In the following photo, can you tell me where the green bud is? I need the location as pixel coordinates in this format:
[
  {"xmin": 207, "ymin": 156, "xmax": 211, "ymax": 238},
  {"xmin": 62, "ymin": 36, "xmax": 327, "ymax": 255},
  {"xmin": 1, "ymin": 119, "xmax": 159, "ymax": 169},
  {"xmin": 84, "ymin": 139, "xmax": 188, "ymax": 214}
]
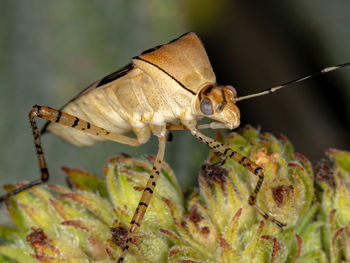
[
  {"xmin": 316, "ymin": 149, "xmax": 350, "ymax": 262},
  {"xmin": 1, "ymin": 126, "xmax": 350, "ymax": 263},
  {"xmin": 165, "ymin": 126, "xmax": 321, "ymax": 262},
  {"xmin": 0, "ymin": 156, "xmax": 183, "ymax": 262}
]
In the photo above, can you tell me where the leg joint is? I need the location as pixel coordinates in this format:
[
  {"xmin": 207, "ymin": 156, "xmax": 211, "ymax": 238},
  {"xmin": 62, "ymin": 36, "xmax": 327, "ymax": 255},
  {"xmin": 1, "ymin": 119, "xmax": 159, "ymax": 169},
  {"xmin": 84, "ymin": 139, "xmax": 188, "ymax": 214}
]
[
  {"xmin": 248, "ymin": 195, "xmax": 256, "ymax": 205},
  {"xmin": 29, "ymin": 105, "xmax": 41, "ymax": 119}
]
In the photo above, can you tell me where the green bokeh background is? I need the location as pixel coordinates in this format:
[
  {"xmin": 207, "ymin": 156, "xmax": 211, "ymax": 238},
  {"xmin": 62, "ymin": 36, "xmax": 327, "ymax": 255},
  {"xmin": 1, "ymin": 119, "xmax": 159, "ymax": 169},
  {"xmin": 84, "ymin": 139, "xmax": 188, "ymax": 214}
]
[{"xmin": 1, "ymin": 0, "xmax": 350, "ymax": 225}]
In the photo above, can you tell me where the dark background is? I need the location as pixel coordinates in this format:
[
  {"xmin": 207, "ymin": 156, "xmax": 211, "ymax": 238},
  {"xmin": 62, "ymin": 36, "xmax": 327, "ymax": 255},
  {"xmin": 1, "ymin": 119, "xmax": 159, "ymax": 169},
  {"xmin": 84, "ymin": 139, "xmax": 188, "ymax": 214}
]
[{"xmin": 1, "ymin": 1, "xmax": 350, "ymax": 224}]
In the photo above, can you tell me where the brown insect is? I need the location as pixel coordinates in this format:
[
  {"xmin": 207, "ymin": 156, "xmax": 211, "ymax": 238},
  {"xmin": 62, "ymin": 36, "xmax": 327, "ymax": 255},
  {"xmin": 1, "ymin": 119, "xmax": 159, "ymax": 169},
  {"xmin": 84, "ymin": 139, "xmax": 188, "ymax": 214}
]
[{"xmin": 1, "ymin": 32, "xmax": 349, "ymax": 262}]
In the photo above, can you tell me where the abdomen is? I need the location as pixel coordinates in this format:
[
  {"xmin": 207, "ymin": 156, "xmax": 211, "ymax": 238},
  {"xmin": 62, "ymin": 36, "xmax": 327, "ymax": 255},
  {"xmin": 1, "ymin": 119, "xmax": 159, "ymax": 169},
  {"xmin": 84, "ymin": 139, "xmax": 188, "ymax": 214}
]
[{"xmin": 46, "ymin": 66, "xmax": 192, "ymax": 146}]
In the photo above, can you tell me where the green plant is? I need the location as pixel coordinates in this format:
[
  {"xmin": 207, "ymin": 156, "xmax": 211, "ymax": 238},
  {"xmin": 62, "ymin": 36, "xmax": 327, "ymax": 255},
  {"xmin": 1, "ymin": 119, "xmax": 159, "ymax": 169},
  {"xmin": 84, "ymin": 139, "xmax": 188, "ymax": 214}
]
[{"xmin": 1, "ymin": 126, "xmax": 349, "ymax": 262}]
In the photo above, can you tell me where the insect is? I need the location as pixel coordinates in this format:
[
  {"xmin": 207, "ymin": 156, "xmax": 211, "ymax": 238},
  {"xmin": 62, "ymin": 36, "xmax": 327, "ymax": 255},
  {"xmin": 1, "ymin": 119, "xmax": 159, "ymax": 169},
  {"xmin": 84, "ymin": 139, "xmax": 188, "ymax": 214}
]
[{"xmin": 1, "ymin": 32, "xmax": 349, "ymax": 262}]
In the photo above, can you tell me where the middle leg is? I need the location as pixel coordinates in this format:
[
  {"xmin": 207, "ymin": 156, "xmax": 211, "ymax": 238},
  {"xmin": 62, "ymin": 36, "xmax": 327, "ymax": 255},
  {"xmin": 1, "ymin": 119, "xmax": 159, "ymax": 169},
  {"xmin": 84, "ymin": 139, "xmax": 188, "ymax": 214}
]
[{"xmin": 117, "ymin": 135, "xmax": 166, "ymax": 262}]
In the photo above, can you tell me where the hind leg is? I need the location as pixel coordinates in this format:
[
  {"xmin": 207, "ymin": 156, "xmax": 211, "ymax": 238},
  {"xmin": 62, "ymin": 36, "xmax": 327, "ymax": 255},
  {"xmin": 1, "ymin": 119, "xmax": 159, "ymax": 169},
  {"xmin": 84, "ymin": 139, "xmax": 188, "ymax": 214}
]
[{"xmin": 0, "ymin": 105, "xmax": 145, "ymax": 202}]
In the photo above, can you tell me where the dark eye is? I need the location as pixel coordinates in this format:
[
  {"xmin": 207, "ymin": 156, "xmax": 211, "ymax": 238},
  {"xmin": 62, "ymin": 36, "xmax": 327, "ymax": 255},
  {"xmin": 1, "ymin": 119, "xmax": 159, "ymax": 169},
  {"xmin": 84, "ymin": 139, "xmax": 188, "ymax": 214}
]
[{"xmin": 200, "ymin": 98, "xmax": 213, "ymax": 115}]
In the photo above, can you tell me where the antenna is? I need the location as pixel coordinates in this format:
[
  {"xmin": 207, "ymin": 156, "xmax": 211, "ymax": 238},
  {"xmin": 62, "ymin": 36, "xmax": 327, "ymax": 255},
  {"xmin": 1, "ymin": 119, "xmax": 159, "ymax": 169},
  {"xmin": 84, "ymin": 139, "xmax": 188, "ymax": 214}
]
[{"xmin": 234, "ymin": 61, "xmax": 350, "ymax": 102}]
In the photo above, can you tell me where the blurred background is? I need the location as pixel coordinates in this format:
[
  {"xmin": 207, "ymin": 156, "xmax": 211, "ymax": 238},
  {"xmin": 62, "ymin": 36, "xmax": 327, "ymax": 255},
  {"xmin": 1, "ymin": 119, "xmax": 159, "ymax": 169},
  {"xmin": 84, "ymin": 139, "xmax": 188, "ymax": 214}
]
[{"xmin": 1, "ymin": 1, "xmax": 350, "ymax": 224}]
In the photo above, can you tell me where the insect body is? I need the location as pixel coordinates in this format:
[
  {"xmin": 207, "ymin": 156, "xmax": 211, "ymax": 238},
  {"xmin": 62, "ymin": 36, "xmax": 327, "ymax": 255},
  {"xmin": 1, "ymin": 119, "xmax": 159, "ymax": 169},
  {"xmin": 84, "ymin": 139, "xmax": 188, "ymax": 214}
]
[
  {"xmin": 1, "ymin": 32, "xmax": 349, "ymax": 262},
  {"xmin": 45, "ymin": 32, "xmax": 239, "ymax": 146}
]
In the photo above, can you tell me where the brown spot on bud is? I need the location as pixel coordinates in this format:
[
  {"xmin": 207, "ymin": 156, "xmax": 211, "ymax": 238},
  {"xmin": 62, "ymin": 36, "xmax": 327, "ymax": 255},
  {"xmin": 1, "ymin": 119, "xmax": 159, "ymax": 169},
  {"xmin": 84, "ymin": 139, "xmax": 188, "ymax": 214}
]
[
  {"xmin": 314, "ymin": 158, "xmax": 336, "ymax": 189},
  {"xmin": 187, "ymin": 206, "xmax": 203, "ymax": 224},
  {"xmin": 26, "ymin": 228, "xmax": 59, "ymax": 257},
  {"xmin": 111, "ymin": 227, "xmax": 128, "ymax": 247},
  {"xmin": 186, "ymin": 206, "xmax": 211, "ymax": 238},
  {"xmin": 271, "ymin": 185, "xmax": 294, "ymax": 206},
  {"xmin": 261, "ymin": 235, "xmax": 280, "ymax": 262},
  {"xmin": 200, "ymin": 163, "xmax": 228, "ymax": 191},
  {"xmin": 26, "ymin": 228, "xmax": 47, "ymax": 243},
  {"xmin": 200, "ymin": 226, "xmax": 210, "ymax": 236}
]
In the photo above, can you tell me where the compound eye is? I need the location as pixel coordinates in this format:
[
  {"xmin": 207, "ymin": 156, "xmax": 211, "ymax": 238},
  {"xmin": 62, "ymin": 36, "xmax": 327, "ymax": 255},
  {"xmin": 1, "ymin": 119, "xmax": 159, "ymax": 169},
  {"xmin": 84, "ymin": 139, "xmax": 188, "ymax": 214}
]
[
  {"xmin": 200, "ymin": 98, "xmax": 214, "ymax": 115},
  {"xmin": 226, "ymin": 85, "xmax": 237, "ymax": 97}
]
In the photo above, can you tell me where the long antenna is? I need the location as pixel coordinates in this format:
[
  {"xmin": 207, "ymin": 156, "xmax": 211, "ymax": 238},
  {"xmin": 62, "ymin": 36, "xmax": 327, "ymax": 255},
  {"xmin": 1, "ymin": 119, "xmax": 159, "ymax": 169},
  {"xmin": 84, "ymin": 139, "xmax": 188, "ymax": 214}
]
[{"xmin": 234, "ymin": 61, "xmax": 350, "ymax": 102}]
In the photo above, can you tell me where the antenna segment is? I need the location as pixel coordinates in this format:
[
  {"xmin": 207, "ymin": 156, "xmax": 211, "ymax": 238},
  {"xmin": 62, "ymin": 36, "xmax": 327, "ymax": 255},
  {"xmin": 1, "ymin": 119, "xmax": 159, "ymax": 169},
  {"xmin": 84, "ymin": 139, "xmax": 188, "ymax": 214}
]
[{"xmin": 235, "ymin": 61, "xmax": 350, "ymax": 102}]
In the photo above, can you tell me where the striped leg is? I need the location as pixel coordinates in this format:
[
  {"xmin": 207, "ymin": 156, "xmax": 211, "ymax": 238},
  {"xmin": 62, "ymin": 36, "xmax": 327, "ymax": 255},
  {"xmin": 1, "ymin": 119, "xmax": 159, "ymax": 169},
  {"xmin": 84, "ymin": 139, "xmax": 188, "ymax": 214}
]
[
  {"xmin": 190, "ymin": 129, "xmax": 285, "ymax": 229},
  {"xmin": 0, "ymin": 107, "xmax": 49, "ymax": 202},
  {"xmin": 0, "ymin": 105, "xmax": 142, "ymax": 202},
  {"xmin": 117, "ymin": 136, "xmax": 166, "ymax": 263}
]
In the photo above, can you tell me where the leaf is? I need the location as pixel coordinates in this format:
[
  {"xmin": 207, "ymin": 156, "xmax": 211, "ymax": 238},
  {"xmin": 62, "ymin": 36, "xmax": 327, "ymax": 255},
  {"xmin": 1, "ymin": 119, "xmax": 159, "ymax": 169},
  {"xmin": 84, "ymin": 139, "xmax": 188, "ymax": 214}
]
[{"xmin": 62, "ymin": 167, "xmax": 108, "ymax": 199}]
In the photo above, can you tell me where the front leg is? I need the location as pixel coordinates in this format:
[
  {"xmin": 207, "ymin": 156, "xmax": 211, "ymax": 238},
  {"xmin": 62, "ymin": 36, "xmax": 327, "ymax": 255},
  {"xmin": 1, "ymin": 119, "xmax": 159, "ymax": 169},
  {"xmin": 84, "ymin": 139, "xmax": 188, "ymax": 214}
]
[{"xmin": 190, "ymin": 128, "xmax": 285, "ymax": 229}]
